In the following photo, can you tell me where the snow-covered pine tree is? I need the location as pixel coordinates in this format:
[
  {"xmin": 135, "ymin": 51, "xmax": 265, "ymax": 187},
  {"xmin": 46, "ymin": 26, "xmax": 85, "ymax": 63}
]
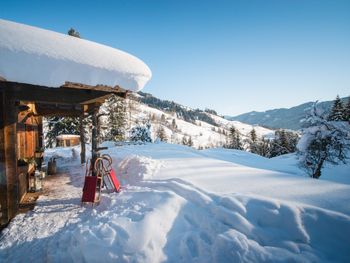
[
  {"xmin": 44, "ymin": 117, "xmax": 80, "ymax": 148},
  {"xmin": 130, "ymin": 123, "xmax": 152, "ymax": 143},
  {"xmin": 250, "ymin": 128, "xmax": 257, "ymax": 142},
  {"xmin": 256, "ymin": 137, "xmax": 271, "ymax": 157},
  {"xmin": 226, "ymin": 126, "xmax": 243, "ymax": 150},
  {"xmin": 328, "ymin": 95, "xmax": 345, "ymax": 121},
  {"xmin": 248, "ymin": 128, "xmax": 259, "ymax": 153},
  {"xmin": 344, "ymin": 97, "xmax": 350, "ymax": 122},
  {"xmin": 298, "ymin": 102, "xmax": 350, "ymax": 178},
  {"xmin": 270, "ymin": 129, "xmax": 299, "ymax": 157},
  {"xmin": 68, "ymin": 28, "xmax": 80, "ymax": 38},
  {"xmin": 102, "ymin": 94, "xmax": 126, "ymax": 142}
]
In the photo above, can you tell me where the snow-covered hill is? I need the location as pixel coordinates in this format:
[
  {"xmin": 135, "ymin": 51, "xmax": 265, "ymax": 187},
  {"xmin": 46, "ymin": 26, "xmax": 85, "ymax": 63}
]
[
  {"xmin": 1, "ymin": 143, "xmax": 349, "ymax": 262},
  {"xmin": 126, "ymin": 95, "xmax": 274, "ymax": 149}
]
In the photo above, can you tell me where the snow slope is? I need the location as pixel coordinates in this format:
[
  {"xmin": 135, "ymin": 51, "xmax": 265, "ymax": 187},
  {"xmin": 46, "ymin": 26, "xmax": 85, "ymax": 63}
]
[
  {"xmin": 0, "ymin": 19, "xmax": 151, "ymax": 91},
  {"xmin": 1, "ymin": 143, "xmax": 349, "ymax": 262},
  {"xmin": 127, "ymin": 100, "xmax": 275, "ymax": 149},
  {"xmin": 207, "ymin": 113, "xmax": 274, "ymax": 139}
]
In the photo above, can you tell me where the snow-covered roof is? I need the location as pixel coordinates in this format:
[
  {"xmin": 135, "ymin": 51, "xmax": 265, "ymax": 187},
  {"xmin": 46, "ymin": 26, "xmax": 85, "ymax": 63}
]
[
  {"xmin": 56, "ymin": 134, "xmax": 80, "ymax": 140},
  {"xmin": 0, "ymin": 19, "xmax": 152, "ymax": 92}
]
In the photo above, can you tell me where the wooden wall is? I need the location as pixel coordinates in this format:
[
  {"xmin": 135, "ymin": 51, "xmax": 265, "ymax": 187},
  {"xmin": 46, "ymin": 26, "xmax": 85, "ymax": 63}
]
[
  {"xmin": 17, "ymin": 109, "xmax": 41, "ymax": 202},
  {"xmin": 0, "ymin": 90, "xmax": 6, "ymax": 225},
  {"xmin": 0, "ymin": 93, "xmax": 42, "ymax": 225},
  {"xmin": 0, "ymin": 89, "xmax": 18, "ymax": 225}
]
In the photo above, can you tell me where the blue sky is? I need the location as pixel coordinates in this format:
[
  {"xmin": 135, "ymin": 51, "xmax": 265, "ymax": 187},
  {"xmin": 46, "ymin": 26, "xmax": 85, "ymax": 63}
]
[{"xmin": 1, "ymin": 0, "xmax": 349, "ymax": 115}]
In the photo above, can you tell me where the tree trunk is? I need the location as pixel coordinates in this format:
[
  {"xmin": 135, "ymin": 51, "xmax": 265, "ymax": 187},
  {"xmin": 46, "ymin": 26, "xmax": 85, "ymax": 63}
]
[{"xmin": 313, "ymin": 157, "xmax": 325, "ymax": 179}]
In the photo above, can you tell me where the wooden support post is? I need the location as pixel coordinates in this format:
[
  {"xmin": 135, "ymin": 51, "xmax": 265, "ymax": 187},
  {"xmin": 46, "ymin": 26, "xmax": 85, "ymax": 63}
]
[
  {"xmin": 80, "ymin": 115, "xmax": 86, "ymax": 164},
  {"xmin": 0, "ymin": 90, "xmax": 7, "ymax": 225},
  {"xmin": 91, "ymin": 106, "xmax": 99, "ymax": 174},
  {"xmin": 0, "ymin": 91, "xmax": 18, "ymax": 224},
  {"xmin": 37, "ymin": 116, "xmax": 43, "ymax": 149}
]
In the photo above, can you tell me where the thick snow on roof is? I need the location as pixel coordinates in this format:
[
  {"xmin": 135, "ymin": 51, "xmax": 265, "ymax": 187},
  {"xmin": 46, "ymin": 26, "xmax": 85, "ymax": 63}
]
[
  {"xmin": 0, "ymin": 19, "xmax": 152, "ymax": 92},
  {"xmin": 56, "ymin": 134, "xmax": 80, "ymax": 140}
]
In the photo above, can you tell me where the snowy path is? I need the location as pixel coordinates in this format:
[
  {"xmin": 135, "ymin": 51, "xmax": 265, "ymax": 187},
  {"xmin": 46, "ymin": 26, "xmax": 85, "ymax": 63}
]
[{"xmin": 1, "ymin": 144, "xmax": 350, "ymax": 262}]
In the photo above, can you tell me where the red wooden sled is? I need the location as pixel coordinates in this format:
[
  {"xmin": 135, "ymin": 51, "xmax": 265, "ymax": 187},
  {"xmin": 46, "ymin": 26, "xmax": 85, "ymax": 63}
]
[
  {"xmin": 94, "ymin": 154, "xmax": 121, "ymax": 193},
  {"xmin": 81, "ymin": 176, "xmax": 98, "ymax": 203},
  {"xmin": 81, "ymin": 159, "xmax": 102, "ymax": 205},
  {"xmin": 109, "ymin": 168, "xmax": 121, "ymax": 192},
  {"xmin": 81, "ymin": 155, "xmax": 120, "ymax": 205}
]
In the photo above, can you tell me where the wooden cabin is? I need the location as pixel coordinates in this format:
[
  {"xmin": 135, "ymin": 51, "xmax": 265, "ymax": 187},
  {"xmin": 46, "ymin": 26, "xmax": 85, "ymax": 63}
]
[
  {"xmin": 0, "ymin": 81, "xmax": 127, "ymax": 226},
  {"xmin": 56, "ymin": 134, "xmax": 80, "ymax": 147},
  {"xmin": 0, "ymin": 19, "xmax": 151, "ymax": 227}
]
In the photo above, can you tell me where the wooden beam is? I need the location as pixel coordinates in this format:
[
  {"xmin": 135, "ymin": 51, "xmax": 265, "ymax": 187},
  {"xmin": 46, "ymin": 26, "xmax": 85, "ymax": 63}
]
[
  {"xmin": 35, "ymin": 103, "xmax": 84, "ymax": 117},
  {"xmin": 63, "ymin": 81, "xmax": 126, "ymax": 94},
  {"xmin": 82, "ymin": 94, "xmax": 112, "ymax": 105},
  {"xmin": 0, "ymin": 81, "xmax": 126, "ymax": 105}
]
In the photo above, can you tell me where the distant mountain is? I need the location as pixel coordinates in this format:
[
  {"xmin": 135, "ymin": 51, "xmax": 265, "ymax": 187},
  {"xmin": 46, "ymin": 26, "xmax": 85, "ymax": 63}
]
[{"xmin": 227, "ymin": 97, "xmax": 349, "ymax": 130}]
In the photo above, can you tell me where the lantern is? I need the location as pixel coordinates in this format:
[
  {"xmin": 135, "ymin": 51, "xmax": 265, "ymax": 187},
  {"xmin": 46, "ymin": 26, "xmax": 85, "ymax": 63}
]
[{"xmin": 29, "ymin": 170, "xmax": 43, "ymax": 192}]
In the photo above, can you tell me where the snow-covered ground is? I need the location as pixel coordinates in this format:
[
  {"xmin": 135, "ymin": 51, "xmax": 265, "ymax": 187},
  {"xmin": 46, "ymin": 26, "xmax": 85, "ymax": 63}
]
[{"xmin": 1, "ymin": 143, "xmax": 349, "ymax": 262}]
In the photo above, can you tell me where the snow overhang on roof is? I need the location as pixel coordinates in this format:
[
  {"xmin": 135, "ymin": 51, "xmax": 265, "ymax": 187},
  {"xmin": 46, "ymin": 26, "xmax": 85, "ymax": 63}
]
[
  {"xmin": 0, "ymin": 19, "xmax": 152, "ymax": 92},
  {"xmin": 56, "ymin": 134, "xmax": 80, "ymax": 140}
]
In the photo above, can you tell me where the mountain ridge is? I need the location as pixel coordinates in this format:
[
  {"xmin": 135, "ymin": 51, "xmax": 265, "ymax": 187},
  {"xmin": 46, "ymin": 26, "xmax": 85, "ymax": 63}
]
[{"xmin": 226, "ymin": 96, "xmax": 349, "ymax": 130}]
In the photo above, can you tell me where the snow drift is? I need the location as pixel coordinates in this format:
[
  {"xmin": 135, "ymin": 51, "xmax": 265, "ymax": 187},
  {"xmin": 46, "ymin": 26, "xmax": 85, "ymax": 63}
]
[
  {"xmin": 1, "ymin": 144, "xmax": 350, "ymax": 262},
  {"xmin": 0, "ymin": 19, "xmax": 151, "ymax": 92}
]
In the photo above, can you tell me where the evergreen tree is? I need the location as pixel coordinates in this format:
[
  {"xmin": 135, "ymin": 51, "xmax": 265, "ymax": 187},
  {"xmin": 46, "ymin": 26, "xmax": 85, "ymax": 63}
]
[
  {"xmin": 130, "ymin": 123, "xmax": 152, "ymax": 143},
  {"xmin": 102, "ymin": 95, "xmax": 126, "ymax": 142},
  {"xmin": 328, "ymin": 95, "xmax": 345, "ymax": 121},
  {"xmin": 250, "ymin": 128, "xmax": 257, "ymax": 142},
  {"xmin": 256, "ymin": 137, "xmax": 271, "ymax": 157},
  {"xmin": 298, "ymin": 103, "xmax": 350, "ymax": 178},
  {"xmin": 226, "ymin": 126, "xmax": 243, "ymax": 150},
  {"xmin": 344, "ymin": 97, "xmax": 350, "ymax": 122},
  {"xmin": 248, "ymin": 128, "xmax": 259, "ymax": 153},
  {"xmin": 45, "ymin": 117, "xmax": 80, "ymax": 148},
  {"xmin": 270, "ymin": 129, "xmax": 299, "ymax": 157},
  {"xmin": 68, "ymin": 28, "xmax": 81, "ymax": 38}
]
